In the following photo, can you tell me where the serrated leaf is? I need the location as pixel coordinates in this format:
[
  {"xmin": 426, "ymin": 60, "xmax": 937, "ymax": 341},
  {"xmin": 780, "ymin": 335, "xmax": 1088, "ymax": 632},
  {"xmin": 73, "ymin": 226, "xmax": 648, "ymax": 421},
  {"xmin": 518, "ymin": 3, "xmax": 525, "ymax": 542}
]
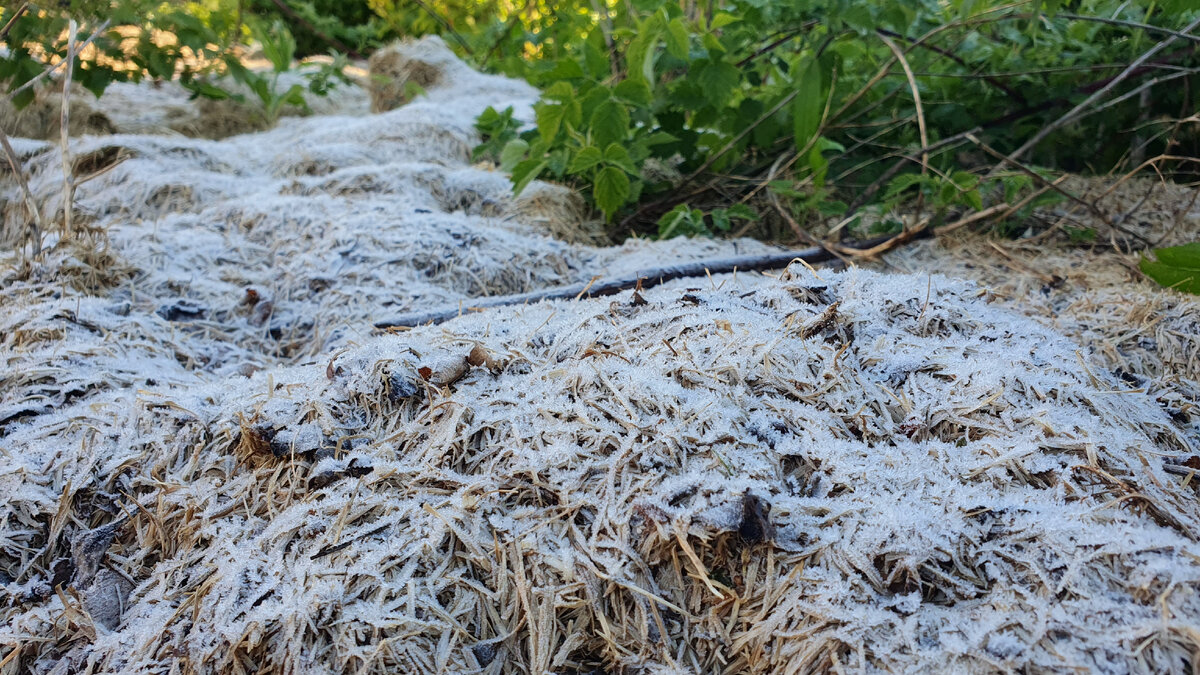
[
  {"xmin": 568, "ymin": 146, "xmax": 604, "ymax": 174},
  {"xmin": 613, "ymin": 78, "xmax": 652, "ymax": 105},
  {"xmin": 964, "ymin": 189, "xmax": 984, "ymax": 211},
  {"xmin": 603, "ymin": 143, "xmax": 637, "ymax": 173},
  {"xmin": 500, "ymin": 139, "xmax": 529, "ymax": 171},
  {"xmin": 725, "ymin": 203, "xmax": 759, "ymax": 220},
  {"xmin": 476, "ymin": 106, "xmax": 501, "ymax": 128},
  {"xmin": 1140, "ymin": 243, "xmax": 1200, "ymax": 294},
  {"xmin": 590, "ymin": 99, "xmax": 630, "ymax": 148},
  {"xmin": 643, "ymin": 131, "xmax": 678, "ymax": 146},
  {"xmin": 543, "ymin": 81, "xmax": 575, "ymax": 101},
  {"xmin": 536, "ymin": 102, "xmax": 566, "ymax": 142},
  {"xmin": 544, "ymin": 59, "xmax": 584, "ymax": 81},
  {"xmin": 697, "ymin": 60, "xmax": 739, "ymax": 107},
  {"xmin": 583, "ymin": 30, "xmax": 609, "ymax": 79},
  {"xmin": 666, "ymin": 18, "xmax": 690, "ymax": 60},
  {"xmin": 711, "ymin": 13, "xmax": 740, "ymax": 29},
  {"xmin": 702, "ymin": 32, "xmax": 726, "ymax": 54},
  {"xmin": 594, "ymin": 166, "xmax": 631, "ymax": 219},
  {"xmin": 629, "ymin": 29, "xmax": 660, "ymax": 84}
]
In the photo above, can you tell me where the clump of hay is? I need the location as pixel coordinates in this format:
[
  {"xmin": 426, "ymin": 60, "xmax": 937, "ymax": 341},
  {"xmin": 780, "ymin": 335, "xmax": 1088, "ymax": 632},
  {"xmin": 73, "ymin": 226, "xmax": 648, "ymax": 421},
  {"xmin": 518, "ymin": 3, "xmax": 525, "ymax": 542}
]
[
  {"xmin": 0, "ymin": 85, "xmax": 116, "ymax": 140},
  {"xmin": 2, "ymin": 268, "xmax": 1198, "ymax": 673},
  {"xmin": 368, "ymin": 36, "xmax": 461, "ymax": 113},
  {"xmin": 882, "ymin": 175, "xmax": 1200, "ymax": 441},
  {"xmin": 2, "ymin": 67, "xmax": 371, "ymax": 143},
  {"xmin": 503, "ymin": 181, "xmax": 608, "ymax": 245}
]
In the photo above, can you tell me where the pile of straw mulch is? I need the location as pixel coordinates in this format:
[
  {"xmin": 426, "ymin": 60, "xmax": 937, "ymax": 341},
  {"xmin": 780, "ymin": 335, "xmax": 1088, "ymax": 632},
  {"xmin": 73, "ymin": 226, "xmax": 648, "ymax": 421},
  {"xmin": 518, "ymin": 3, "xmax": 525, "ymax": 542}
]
[
  {"xmin": 3, "ymin": 265, "xmax": 1198, "ymax": 673},
  {"xmin": 3, "ymin": 37, "xmax": 1199, "ymax": 674},
  {"xmin": 882, "ymin": 175, "xmax": 1200, "ymax": 445}
]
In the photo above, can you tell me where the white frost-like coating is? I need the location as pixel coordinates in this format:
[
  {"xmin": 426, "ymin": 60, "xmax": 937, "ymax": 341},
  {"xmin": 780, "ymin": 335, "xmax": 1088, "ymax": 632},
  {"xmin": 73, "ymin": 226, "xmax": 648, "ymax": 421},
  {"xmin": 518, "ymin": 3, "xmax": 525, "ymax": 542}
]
[{"xmin": 2, "ymin": 37, "xmax": 1198, "ymax": 674}]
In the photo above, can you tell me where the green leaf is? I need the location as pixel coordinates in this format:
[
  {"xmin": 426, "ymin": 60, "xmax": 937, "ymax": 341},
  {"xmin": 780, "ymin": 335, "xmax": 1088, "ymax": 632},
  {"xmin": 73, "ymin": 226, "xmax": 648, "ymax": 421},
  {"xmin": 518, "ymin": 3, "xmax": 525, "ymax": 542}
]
[
  {"xmin": 568, "ymin": 146, "xmax": 604, "ymax": 174},
  {"xmin": 594, "ymin": 166, "xmax": 631, "ymax": 219},
  {"xmin": 583, "ymin": 29, "xmax": 610, "ymax": 79},
  {"xmin": 702, "ymin": 33, "xmax": 726, "ymax": 55},
  {"xmin": 604, "ymin": 143, "xmax": 638, "ymax": 173},
  {"xmin": 544, "ymin": 59, "xmax": 585, "ymax": 81},
  {"xmin": 500, "ymin": 139, "xmax": 529, "ymax": 171},
  {"xmin": 476, "ymin": 106, "xmax": 503, "ymax": 129},
  {"xmin": 11, "ymin": 86, "xmax": 34, "ymax": 109},
  {"xmin": 511, "ymin": 158, "xmax": 548, "ymax": 196},
  {"xmin": 613, "ymin": 78, "xmax": 652, "ymax": 105},
  {"xmin": 643, "ymin": 131, "xmax": 678, "ymax": 146},
  {"xmin": 281, "ymin": 83, "xmax": 307, "ymax": 108},
  {"xmin": 658, "ymin": 204, "xmax": 705, "ymax": 238},
  {"xmin": 254, "ymin": 21, "xmax": 296, "ymax": 73},
  {"xmin": 696, "ymin": 60, "xmax": 739, "ymax": 107},
  {"xmin": 666, "ymin": 18, "xmax": 690, "ymax": 60},
  {"xmin": 809, "ymin": 143, "xmax": 830, "ymax": 188},
  {"xmin": 543, "ymin": 81, "xmax": 575, "ymax": 101},
  {"xmin": 403, "ymin": 81, "xmax": 427, "ymax": 100},
  {"xmin": 885, "ymin": 173, "xmax": 926, "ymax": 200},
  {"xmin": 628, "ymin": 30, "xmax": 660, "ymax": 84},
  {"xmin": 1140, "ymin": 243, "xmax": 1200, "ymax": 294},
  {"xmin": 710, "ymin": 13, "xmax": 740, "ymax": 29},
  {"xmin": 792, "ymin": 57, "xmax": 823, "ymax": 152},
  {"xmin": 724, "ymin": 203, "xmax": 759, "ymax": 220},
  {"xmin": 590, "ymin": 99, "xmax": 630, "ymax": 148},
  {"xmin": 536, "ymin": 102, "xmax": 567, "ymax": 142}
]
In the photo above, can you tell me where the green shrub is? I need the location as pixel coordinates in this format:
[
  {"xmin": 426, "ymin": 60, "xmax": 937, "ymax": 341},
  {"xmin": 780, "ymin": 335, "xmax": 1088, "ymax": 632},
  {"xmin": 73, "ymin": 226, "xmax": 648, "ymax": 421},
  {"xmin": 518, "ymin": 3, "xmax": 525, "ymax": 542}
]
[{"xmin": 456, "ymin": 0, "xmax": 1199, "ymax": 235}]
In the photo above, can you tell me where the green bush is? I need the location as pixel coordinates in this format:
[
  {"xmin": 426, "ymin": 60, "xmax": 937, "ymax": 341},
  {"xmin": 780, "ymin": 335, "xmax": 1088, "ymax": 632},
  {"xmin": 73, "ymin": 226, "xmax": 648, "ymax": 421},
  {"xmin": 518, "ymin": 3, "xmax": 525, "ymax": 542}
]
[
  {"xmin": 3, "ymin": 1, "xmax": 1197, "ymax": 241},
  {"xmin": 453, "ymin": 0, "xmax": 1199, "ymax": 235}
]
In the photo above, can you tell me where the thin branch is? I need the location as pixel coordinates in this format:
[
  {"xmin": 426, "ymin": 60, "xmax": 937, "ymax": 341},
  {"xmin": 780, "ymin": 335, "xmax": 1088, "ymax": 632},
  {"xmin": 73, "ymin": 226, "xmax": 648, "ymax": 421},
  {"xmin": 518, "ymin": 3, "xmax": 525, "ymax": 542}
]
[
  {"xmin": 735, "ymin": 25, "xmax": 813, "ymax": 68},
  {"xmin": 1071, "ymin": 69, "xmax": 1195, "ymax": 123},
  {"xmin": 877, "ymin": 31, "xmax": 929, "ymax": 180},
  {"xmin": 59, "ymin": 19, "xmax": 77, "ymax": 239},
  {"xmin": 966, "ymin": 132, "xmax": 1116, "ymax": 230},
  {"xmin": 844, "ymin": 127, "xmax": 982, "ymax": 214},
  {"xmin": 877, "ymin": 27, "xmax": 1026, "ymax": 104},
  {"xmin": 840, "ymin": 204, "xmax": 1009, "ymax": 259},
  {"xmin": 0, "ymin": 2, "xmax": 29, "ymax": 44},
  {"xmin": 1059, "ymin": 12, "xmax": 1200, "ymax": 45},
  {"xmin": 1005, "ymin": 15, "xmax": 1200, "ymax": 163},
  {"xmin": 4, "ymin": 20, "xmax": 111, "ymax": 104},
  {"xmin": 680, "ymin": 90, "xmax": 800, "ymax": 189},
  {"xmin": 0, "ymin": 129, "xmax": 44, "ymax": 258}
]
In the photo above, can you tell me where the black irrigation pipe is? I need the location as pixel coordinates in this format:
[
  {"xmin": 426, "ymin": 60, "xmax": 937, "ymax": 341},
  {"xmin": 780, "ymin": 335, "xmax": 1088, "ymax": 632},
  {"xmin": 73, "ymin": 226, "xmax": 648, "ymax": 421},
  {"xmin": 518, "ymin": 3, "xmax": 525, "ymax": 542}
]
[{"xmin": 375, "ymin": 235, "xmax": 899, "ymax": 329}]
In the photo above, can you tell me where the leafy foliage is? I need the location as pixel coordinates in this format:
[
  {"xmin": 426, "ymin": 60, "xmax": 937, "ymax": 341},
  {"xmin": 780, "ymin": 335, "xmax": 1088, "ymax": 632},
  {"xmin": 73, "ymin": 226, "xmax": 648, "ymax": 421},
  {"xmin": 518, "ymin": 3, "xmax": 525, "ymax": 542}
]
[
  {"xmin": 2, "ymin": 0, "xmax": 1198, "ymax": 244},
  {"xmin": 1, "ymin": 1, "xmax": 235, "ymax": 107},
  {"xmin": 1141, "ymin": 243, "xmax": 1200, "ymax": 295},
  {"xmin": 458, "ymin": 0, "xmax": 1199, "ymax": 235},
  {"xmin": 0, "ymin": 2, "xmax": 351, "ymax": 125},
  {"xmin": 247, "ymin": 0, "xmax": 388, "ymax": 58}
]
